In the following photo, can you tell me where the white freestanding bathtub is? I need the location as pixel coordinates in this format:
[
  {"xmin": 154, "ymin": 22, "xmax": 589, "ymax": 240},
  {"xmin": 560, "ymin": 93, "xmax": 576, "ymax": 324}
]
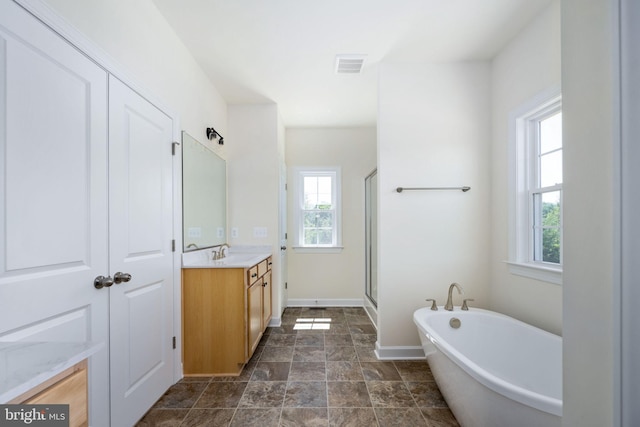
[{"xmin": 413, "ymin": 306, "xmax": 562, "ymax": 427}]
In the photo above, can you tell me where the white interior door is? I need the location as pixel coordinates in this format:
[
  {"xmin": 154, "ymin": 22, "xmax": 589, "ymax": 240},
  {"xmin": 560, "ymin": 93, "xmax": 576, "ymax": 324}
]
[
  {"xmin": 108, "ymin": 76, "xmax": 175, "ymax": 426},
  {"xmin": 0, "ymin": 2, "xmax": 110, "ymax": 424}
]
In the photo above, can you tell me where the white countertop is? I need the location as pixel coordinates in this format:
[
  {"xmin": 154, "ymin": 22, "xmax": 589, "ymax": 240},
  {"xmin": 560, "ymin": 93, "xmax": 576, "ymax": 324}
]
[
  {"xmin": 0, "ymin": 341, "xmax": 103, "ymax": 403},
  {"xmin": 182, "ymin": 245, "xmax": 271, "ymax": 268}
]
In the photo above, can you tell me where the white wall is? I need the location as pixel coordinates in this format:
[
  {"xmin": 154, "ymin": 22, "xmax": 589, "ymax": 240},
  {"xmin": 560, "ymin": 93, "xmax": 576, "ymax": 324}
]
[
  {"xmin": 490, "ymin": 1, "xmax": 562, "ymax": 335},
  {"xmin": 377, "ymin": 62, "xmax": 491, "ymax": 352},
  {"xmin": 285, "ymin": 128, "xmax": 376, "ymax": 304},
  {"xmin": 227, "ymin": 104, "xmax": 284, "ymax": 319},
  {"xmin": 562, "ymin": 0, "xmax": 616, "ymax": 425},
  {"xmin": 41, "ymin": 0, "xmax": 227, "ymax": 157}
]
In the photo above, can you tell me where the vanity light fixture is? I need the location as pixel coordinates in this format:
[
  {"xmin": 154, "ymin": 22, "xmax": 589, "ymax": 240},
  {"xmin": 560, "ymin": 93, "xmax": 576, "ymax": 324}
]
[{"xmin": 206, "ymin": 127, "xmax": 224, "ymax": 145}]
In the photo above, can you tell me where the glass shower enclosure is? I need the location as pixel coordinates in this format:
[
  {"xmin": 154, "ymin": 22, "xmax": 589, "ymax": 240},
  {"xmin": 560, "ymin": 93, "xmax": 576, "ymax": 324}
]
[{"xmin": 365, "ymin": 170, "xmax": 378, "ymax": 313}]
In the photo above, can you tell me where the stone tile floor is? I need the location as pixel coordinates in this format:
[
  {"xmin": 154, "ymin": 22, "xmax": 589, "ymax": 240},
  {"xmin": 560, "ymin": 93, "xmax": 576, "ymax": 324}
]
[{"xmin": 136, "ymin": 307, "xmax": 459, "ymax": 426}]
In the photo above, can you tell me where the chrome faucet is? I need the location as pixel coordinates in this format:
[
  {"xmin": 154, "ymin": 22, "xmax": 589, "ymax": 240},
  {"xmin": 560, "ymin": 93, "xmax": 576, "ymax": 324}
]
[
  {"xmin": 211, "ymin": 244, "xmax": 230, "ymax": 260},
  {"xmin": 444, "ymin": 282, "xmax": 464, "ymax": 311},
  {"xmin": 219, "ymin": 243, "xmax": 230, "ymax": 258}
]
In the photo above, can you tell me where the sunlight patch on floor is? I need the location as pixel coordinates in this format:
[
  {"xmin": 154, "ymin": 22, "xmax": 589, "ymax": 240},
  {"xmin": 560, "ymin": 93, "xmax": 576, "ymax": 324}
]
[{"xmin": 293, "ymin": 318, "xmax": 332, "ymax": 330}]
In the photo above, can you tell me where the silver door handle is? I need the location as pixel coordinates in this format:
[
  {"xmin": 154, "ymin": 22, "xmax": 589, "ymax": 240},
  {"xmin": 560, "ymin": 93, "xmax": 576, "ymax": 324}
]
[
  {"xmin": 94, "ymin": 275, "xmax": 114, "ymax": 289},
  {"xmin": 114, "ymin": 272, "xmax": 132, "ymax": 284}
]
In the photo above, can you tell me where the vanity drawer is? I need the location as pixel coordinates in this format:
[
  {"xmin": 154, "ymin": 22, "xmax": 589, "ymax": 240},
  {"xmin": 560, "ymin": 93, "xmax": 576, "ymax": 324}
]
[
  {"xmin": 257, "ymin": 260, "xmax": 269, "ymax": 277},
  {"xmin": 248, "ymin": 265, "xmax": 259, "ymax": 285}
]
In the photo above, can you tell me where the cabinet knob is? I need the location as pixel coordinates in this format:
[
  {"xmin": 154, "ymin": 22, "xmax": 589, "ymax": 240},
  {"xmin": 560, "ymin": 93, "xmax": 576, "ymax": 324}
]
[{"xmin": 252, "ymin": 273, "xmax": 257, "ymax": 278}]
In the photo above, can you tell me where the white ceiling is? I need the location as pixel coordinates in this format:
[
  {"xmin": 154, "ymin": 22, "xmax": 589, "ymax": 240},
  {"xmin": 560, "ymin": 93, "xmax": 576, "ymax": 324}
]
[{"xmin": 152, "ymin": 0, "xmax": 553, "ymax": 128}]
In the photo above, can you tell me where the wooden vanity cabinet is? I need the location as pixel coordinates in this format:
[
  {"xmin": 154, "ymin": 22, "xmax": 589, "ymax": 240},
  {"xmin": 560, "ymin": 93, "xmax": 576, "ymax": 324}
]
[
  {"xmin": 10, "ymin": 360, "xmax": 88, "ymax": 427},
  {"xmin": 182, "ymin": 256, "xmax": 272, "ymax": 376},
  {"xmin": 247, "ymin": 276, "xmax": 263, "ymax": 356},
  {"xmin": 247, "ymin": 257, "xmax": 273, "ymax": 355},
  {"xmin": 262, "ymin": 267, "xmax": 272, "ymax": 328}
]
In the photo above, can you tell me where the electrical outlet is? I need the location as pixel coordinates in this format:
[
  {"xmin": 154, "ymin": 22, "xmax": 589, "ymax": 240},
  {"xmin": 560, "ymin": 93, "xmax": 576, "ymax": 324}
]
[
  {"xmin": 187, "ymin": 227, "xmax": 201, "ymax": 238},
  {"xmin": 231, "ymin": 227, "xmax": 239, "ymax": 239}
]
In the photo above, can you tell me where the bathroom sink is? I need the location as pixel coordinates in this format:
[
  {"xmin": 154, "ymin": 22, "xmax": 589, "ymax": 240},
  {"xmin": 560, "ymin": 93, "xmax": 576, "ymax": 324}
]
[
  {"xmin": 213, "ymin": 253, "xmax": 260, "ymax": 264},
  {"xmin": 182, "ymin": 251, "xmax": 270, "ymax": 268}
]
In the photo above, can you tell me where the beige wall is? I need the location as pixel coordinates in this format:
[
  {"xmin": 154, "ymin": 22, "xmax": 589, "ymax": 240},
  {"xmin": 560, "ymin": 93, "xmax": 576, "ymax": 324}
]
[
  {"xmin": 377, "ymin": 62, "xmax": 492, "ymax": 352},
  {"xmin": 42, "ymin": 0, "xmax": 227, "ymax": 158},
  {"xmin": 490, "ymin": 0, "xmax": 562, "ymax": 335},
  {"xmin": 285, "ymin": 128, "xmax": 376, "ymax": 304},
  {"xmin": 227, "ymin": 104, "xmax": 285, "ymax": 319},
  {"xmin": 562, "ymin": 0, "xmax": 616, "ymax": 425}
]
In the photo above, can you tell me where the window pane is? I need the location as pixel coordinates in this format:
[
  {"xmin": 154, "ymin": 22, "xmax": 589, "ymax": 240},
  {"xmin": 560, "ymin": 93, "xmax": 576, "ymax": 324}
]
[
  {"xmin": 303, "ymin": 211, "xmax": 334, "ymax": 245},
  {"xmin": 541, "ymin": 191, "xmax": 561, "ymax": 227},
  {"xmin": 318, "ymin": 229, "xmax": 333, "ymax": 245},
  {"xmin": 304, "ymin": 228, "xmax": 334, "ymax": 245},
  {"xmin": 304, "ymin": 211, "xmax": 333, "ymax": 227},
  {"xmin": 542, "ymin": 227, "xmax": 561, "ymax": 263},
  {"xmin": 540, "ymin": 112, "xmax": 562, "ymax": 153},
  {"xmin": 303, "ymin": 176, "xmax": 333, "ymax": 209},
  {"xmin": 303, "ymin": 212, "xmax": 317, "ymax": 227},
  {"xmin": 533, "ymin": 191, "xmax": 561, "ymax": 264},
  {"xmin": 304, "ymin": 229, "xmax": 318, "ymax": 245},
  {"xmin": 317, "ymin": 177, "xmax": 333, "ymax": 208},
  {"xmin": 316, "ymin": 211, "xmax": 333, "ymax": 227},
  {"xmin": 303, "ymin": 177, "xmax": 318, "ymax": 209},
  {"xmin": 540, "ymin": 150, "xmax": 562, "ymax": 187}
]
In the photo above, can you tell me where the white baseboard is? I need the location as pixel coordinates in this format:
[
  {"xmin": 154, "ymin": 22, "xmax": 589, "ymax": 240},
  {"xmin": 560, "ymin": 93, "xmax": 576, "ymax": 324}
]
[
  {"xmin": 287, "ymin": 298, "xmax": 364, "ymax": 307},
  {"xmin": 268, "ymin": 317, "xmax": 281, "ymax": 328},
  {"xmin": 374, "ymin": 343, "xmax": 426, "ymax": 360}
]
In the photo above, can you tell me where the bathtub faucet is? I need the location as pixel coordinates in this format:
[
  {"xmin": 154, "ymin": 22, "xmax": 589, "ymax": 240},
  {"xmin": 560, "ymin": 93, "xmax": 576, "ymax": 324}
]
[{"xmin": 444, "ymin": 282, "xmax": 464, "ymax": 311}]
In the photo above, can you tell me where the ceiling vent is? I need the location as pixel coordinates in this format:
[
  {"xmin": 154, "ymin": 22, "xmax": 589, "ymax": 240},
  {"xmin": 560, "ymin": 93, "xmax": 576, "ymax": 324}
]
[{"xmin": 335, "ymin": 54, "xmax": 367, "ymax": 74}]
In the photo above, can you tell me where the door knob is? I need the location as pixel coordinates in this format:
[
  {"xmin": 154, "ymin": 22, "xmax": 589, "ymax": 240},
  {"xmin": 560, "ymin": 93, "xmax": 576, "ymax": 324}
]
[
  {"xmin": 94, "ymin": 275, "xmax": 114, "ymax": 289},
  {"xmin": 114, "ymin": 272, "xmax": 132, "ymax": 284},
  {"xmin": 280, "ymin": 246, "xmax": 287, "ymax": 251}
]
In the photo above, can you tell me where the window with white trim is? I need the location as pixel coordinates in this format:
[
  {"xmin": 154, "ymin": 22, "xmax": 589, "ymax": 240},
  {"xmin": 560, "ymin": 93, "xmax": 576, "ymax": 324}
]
[
  {"xmin": 292, "ymin": 167, "xmax": 342, "ymax": 252},
  {"xmin": 508, "ymin": 89, "xmax": 562, "ymax": 284},
  {"xmin": 532, "ymin": 111, "xmax": 562, "ymax": 264}
]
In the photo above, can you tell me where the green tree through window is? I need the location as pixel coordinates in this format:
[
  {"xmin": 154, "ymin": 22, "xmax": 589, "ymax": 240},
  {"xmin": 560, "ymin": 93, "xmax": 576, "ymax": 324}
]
[{"xmin": 542, "ymin": 201, "xmax": 560, "ymax": 263}]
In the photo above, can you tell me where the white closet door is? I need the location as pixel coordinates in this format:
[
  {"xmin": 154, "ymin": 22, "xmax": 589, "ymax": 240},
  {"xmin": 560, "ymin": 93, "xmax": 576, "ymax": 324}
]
[
  {"xmin": 108, "ymin": 76, "xmax": 175, "ymax": 427},
  {"xmin": 0, "ymin": 1, "xmax": 110, "ymax": 425}
]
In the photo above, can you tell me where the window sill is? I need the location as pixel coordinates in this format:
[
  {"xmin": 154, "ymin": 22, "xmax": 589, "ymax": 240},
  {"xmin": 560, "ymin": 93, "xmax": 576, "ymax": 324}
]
[
  {"xmin": 505, "ymin": 261, "xmax": 562, "ymax": 285},
  {"xmin": 292, "ymin": 246, "xmax": 344, "ymax": 254}
]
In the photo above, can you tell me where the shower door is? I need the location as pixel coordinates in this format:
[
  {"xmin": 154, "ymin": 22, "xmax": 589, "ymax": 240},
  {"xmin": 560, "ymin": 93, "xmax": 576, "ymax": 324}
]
[{"xmin": 365, "ymin": 170, "xmax": 378, "ymax": 307}]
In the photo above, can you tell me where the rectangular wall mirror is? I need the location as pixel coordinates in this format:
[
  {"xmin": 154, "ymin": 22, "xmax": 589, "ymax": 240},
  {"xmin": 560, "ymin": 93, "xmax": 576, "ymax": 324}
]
[{"xmin": 182, "ymin": 131, "xmax": 227, "ymax": 251}]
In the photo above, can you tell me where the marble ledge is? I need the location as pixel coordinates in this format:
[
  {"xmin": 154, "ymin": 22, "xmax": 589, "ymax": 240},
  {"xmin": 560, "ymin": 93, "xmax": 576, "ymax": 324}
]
[{"xmin": 0, "ymin": 341, "xmax": 103, "ymax": 403}]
